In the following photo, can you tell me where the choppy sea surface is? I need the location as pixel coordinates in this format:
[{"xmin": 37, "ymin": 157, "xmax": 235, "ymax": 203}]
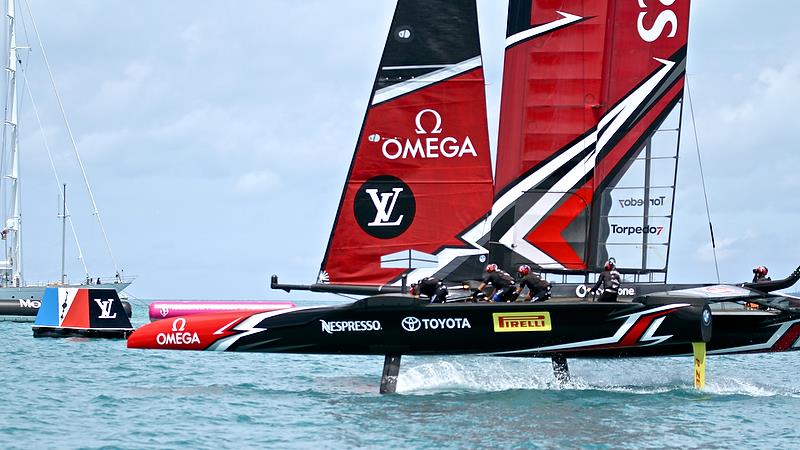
[{"xmin": 2, "ymin": 297, "xmax": 800, "ymax": 449}]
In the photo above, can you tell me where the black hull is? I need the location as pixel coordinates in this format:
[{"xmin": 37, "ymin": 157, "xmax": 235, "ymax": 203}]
[
  {"xmin": 224, "ymin": 301, "xmax": 709, "ymax": 357},
  {"xmin": 129, "ymin": 295, "xmax": 713, "ymax": 358},
  {"xmin": 33, "ymin": 326, "xmax": 133, "ymax": 339}
]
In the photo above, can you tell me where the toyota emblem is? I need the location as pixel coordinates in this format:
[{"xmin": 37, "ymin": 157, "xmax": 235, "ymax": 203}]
[{"xmin": 401, "ymin": 317, "xmax": 421, "ymax": 332}]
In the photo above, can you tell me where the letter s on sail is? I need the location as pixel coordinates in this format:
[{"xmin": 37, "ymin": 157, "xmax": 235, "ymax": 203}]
[{"xmin": 637, "ymin": 1, "xmax": 678, "ymax": 43}]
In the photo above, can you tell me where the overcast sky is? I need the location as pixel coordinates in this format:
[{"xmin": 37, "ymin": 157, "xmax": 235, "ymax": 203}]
[{"xmin": 10, "ymin": 0, "xmax": 800, "ymax": 300}]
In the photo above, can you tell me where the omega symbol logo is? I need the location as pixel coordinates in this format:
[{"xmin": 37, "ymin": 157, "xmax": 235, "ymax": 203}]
[
  {"xmin": 172, "ymin": 317, "xmax": 187, "ymax": 332},
  {"xmin": 354, "ymin": 175, "xmax": 415, "ymax": 239},
  {"xmin": 401, "ymin": 317, "xmax": 421, "ymax": 332},
  {"xmin": 415, "ymin": 109, "xmax": 443, "ymax": 135}
]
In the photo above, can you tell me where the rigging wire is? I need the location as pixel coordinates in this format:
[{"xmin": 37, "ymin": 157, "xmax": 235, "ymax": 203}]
[
  {"xmin": 21, "ymin": 0, "xmax": 120, "ymax": 275},
  {"xmin": 334, "ymin": 292, "xmax": 360, "ymax": 302},
  {"xmin": 685, "ymin": 77, "xmax": 721, "ymax": 283},
  {"xmin": 22, "ymin": 77, "xmax": 90, "ymax": 278}
]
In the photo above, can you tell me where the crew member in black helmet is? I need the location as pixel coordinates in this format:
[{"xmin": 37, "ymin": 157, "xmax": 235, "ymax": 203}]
[
  {"xmin": 514, "ymin": 265, "xmax": 552, "ymax": 302},
  {"xmin": 590, "ymin": 258, "xmax": 622, "ymax": 302},
  {"xmin": 475, "ymin": 263, "xmax": 516, "ymax": 302},
  {"xmin": 411, "ymin": 277, "xmax": 448, "ymax": 303},
  {"xmin": 752, "ymin": 266, "xmax": 771, "ymax": 284}
]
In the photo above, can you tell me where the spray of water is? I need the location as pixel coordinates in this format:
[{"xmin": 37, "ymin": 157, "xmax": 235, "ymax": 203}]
[{"xmin": 395, "ymin": 356, "xmax": 794, "ymax": 397}]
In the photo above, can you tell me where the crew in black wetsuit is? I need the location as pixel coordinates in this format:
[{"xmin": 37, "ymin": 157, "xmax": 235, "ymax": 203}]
[
  {"xmin": 412, "ymin": 277, "xmax": 448, "ymax": 303},
  {"xmin": 591, "ymin": 259, "xmax": 621, "ymax": 302},
  {"xmin": 514, "ymin": 265, "xmax": 552, "ymax": 302},
  {"xmin": 752, "ymin": 266, "xmax": 771, "ymax": 284},
  {"xmin": 475, "ymin": 264, "xmax": 516, "ymax": 302}
]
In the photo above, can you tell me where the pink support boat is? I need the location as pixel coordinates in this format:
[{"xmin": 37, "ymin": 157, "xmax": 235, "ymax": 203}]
[{"xmin": 148, "ymin": 301, "xmax": 295, "ymax": 321}]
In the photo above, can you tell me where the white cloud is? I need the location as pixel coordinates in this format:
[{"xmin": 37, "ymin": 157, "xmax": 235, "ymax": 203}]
[
  {"xmin": 88, "ymin": 61, "xmax": 154, "ymax": 112},
  {"xmin": 694, "ymin": 233, "xmax": 750, "ymax": 264},
  {"xmin": 713, "ymin": 61, "xmax": 800, "ymax": 128},
  {"xmin": 180, "ymin": 23, "xmax": 202, "ymax": 44},
  {"xmin": 718, "ymin": 102, "xmax": 755, "ymax": 123},
  {"xmin": 232, "ymin": 170, "xmax": 280, "ymax": 195},
  {"xmin": 758, "ymin": 63, "xmax": 800, "ymax": 96}
]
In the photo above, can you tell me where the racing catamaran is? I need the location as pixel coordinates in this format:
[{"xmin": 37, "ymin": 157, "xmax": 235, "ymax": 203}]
[{"xmin": 128, "ymin": 0, "xmax": 800, "ymax": 393}]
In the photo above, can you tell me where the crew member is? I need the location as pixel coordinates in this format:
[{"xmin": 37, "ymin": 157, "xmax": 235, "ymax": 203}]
[
  {"xmin": 515, "ymin": 265, "xmax": 552, "ymax": 302},
  {"xmin": 748, "ymin": 266, "xmax": 772, "ymax": 310},
  {"xmin": 475, "ymin": 263, "xmax": 516, "ymax": 302},
  {"xmin": 590, "ymin": 259, "xmax": 621, "ymax": 302},
  {"xmin": 752, "ymin": 266, "xmax": 771, "ymax": 283},
  {"xmin": 411, "ymin": 277, "xmax": 448, "ymax": 303}
]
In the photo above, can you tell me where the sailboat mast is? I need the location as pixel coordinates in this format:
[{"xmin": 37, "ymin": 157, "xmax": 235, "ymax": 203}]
[
  {"xmin": 3, "ymin": 0, "xmax": 21, "ymax": 287},
  {"xmin": 60, "ymin": 184, "xmax": 66, "ymax": 284}
]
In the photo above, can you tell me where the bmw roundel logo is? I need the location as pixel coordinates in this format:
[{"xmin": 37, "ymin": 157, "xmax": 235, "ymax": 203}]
[
  {"xmin": 353, "ymin": 175, "xmax": 415, "ymax": 239},
  {"xmin": 702, "ymin": 308, "xmax": 711, "ymax": 326},
  {"xmin": 401, "ymin": 316, "xmax": 421, "ymax": 332}
]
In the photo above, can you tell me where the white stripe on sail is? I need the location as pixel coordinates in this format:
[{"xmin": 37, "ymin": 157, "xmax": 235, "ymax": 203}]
[
  {"xmin": 382, "ymin": 64, "xmax": 450, "ymax": 70},
  {"xmin": 596, "ymin": 58, "xmax": 676, "ymax": 153},
  {"xmin": 371, "ymin": 56, "xmax": 482, "ymax": 105},
  {"xmin": 493, "ymin": 133, "xmax": 597, "ymax": 216},
  {"xmin": 506, "ymin": 11, "xmax": 584, "ymax": 48}
]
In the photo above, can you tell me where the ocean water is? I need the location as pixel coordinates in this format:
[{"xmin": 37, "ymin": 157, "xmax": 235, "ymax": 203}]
[{"xmin": 2, "ymin": 298, "xmax": 800, "ymax": 449}]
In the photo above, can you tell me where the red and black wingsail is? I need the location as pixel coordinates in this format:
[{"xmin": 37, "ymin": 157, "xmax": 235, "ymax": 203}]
[
  {"xmin": 319, "ymin": 0, "xmax": 494, "ymax": 286},
  {"xmin": 489, "ymin": 0, "xmax": 690, "ymax": 275}
]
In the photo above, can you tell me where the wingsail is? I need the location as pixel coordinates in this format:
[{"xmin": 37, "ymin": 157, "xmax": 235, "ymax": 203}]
[
  {"xmin": 490, "ymin": 0, "xmax": 690, "ymax": 278},
  {"xmin": 319, "ymin": 0, "xmax": 494, "ymax": 286}
]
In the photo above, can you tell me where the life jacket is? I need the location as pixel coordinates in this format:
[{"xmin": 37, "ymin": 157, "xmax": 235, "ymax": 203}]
[
  {"xmin": 484, "ymin": 270, "xmax": 514, "ymax": 289},
  {"xmin": 521, "ymin": 273, "xmax": 550, "ymax": 291},
  {"xmin": 416, "ymin": 277, "xmax": 448, "ymax": 303},
  {"xmin": 417, "ymin": 277, "xmax": 442, "ymax": 297},
  {"xmin": 602, "ymin": 270, "xmax": 621, "ymax": 293}
]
